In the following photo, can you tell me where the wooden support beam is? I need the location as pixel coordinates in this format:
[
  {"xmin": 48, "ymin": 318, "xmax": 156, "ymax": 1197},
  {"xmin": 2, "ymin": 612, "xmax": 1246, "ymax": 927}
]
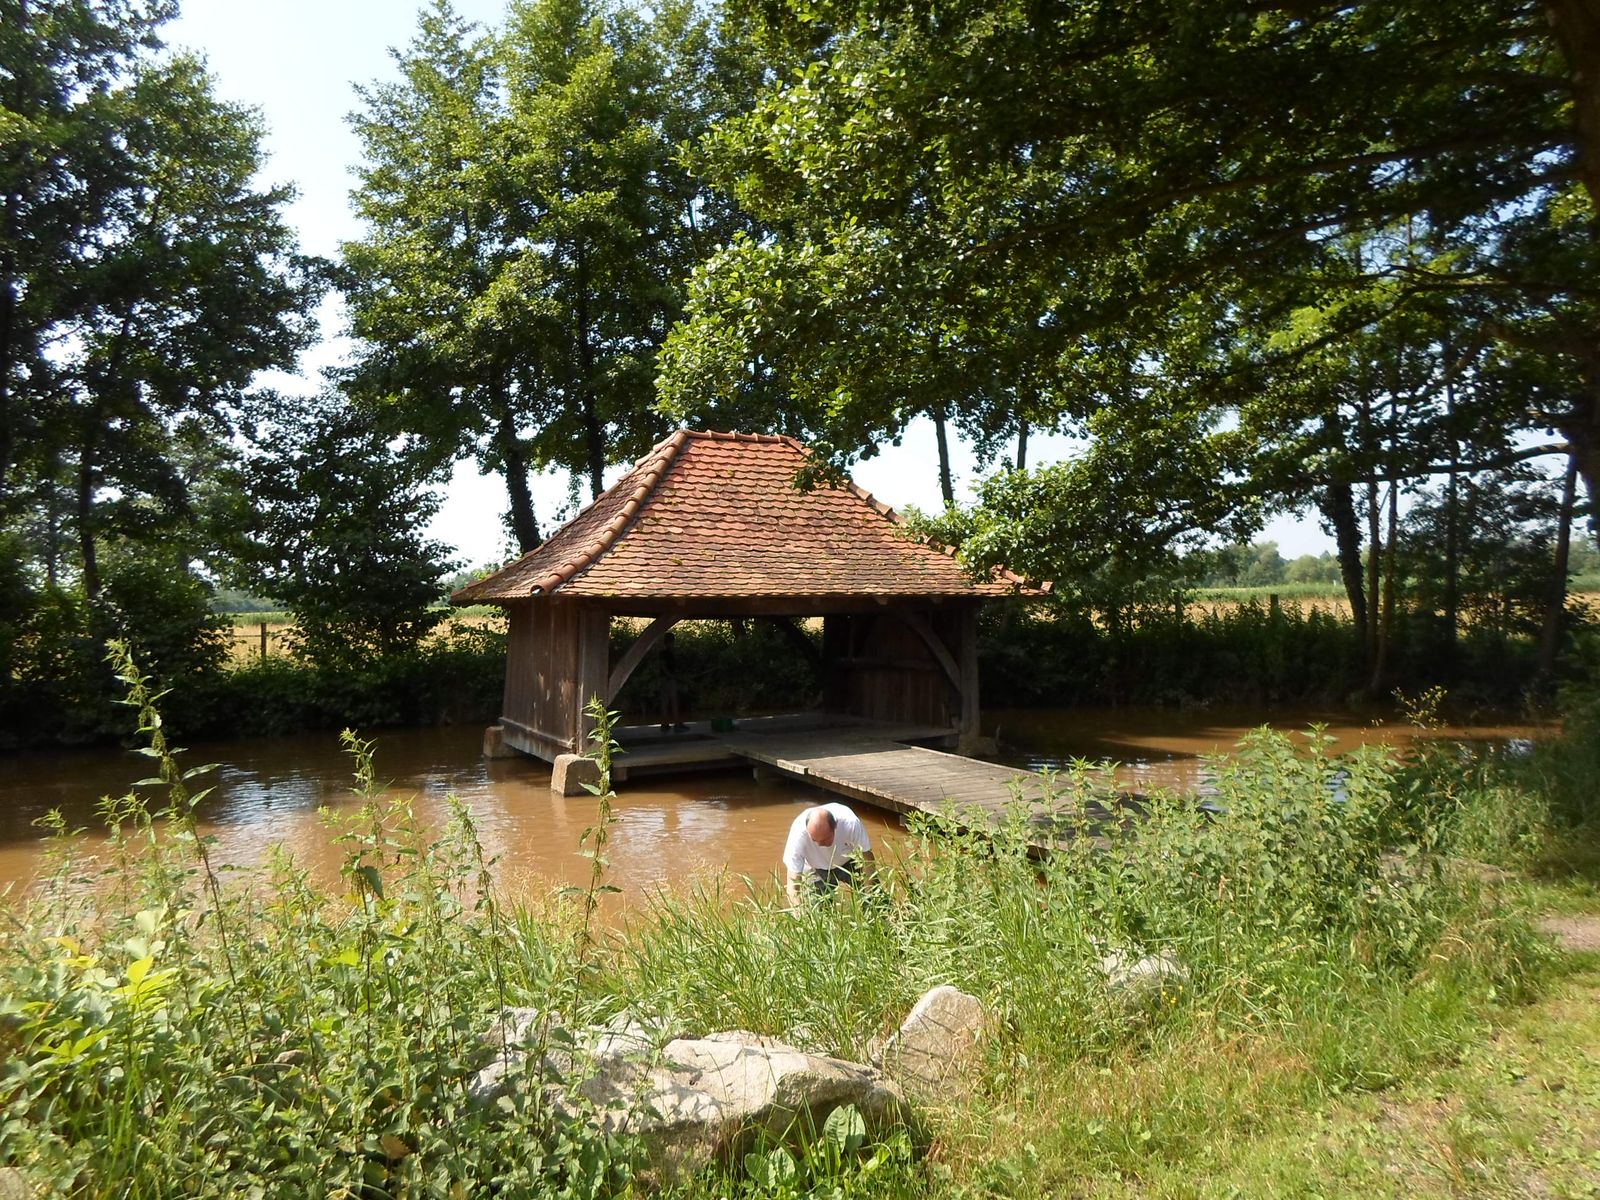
[
  {"xmin": 606, "ymin": 615, "xmax": 680, "ymax": 703},
  {"xmin": 958, "ymin": 604, "xmax": 981, "ymax": 754},
  {"xmin": 892, "ymin": 609, "xmax": 962, "ymax": 695}
]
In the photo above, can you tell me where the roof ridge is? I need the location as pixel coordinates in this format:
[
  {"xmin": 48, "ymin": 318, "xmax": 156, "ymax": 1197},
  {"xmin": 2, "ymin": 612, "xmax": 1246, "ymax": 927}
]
[
  {"xmin": 525, "ymin": 429, "xmax": 690, "ymax": 593},
  {"xmin": 690, "ymin": 428, "xmax": 794, "ymax": 444}
]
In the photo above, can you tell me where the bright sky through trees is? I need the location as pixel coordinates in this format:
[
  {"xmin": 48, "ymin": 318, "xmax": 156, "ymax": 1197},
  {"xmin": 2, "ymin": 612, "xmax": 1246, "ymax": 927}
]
[{"xmin": 168, "ymin": 0, "xmax": 1330, "ymax": 568}]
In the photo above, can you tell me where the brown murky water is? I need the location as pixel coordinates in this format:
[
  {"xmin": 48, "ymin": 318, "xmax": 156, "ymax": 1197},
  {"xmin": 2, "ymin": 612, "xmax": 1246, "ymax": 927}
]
[
  {"xmin": 0, "ymin": 708, "xmax": 1549, "ymax": 904},
  {"xmin": 987, "ymin": 706, "xmax": 1549, "ymax": 794}
]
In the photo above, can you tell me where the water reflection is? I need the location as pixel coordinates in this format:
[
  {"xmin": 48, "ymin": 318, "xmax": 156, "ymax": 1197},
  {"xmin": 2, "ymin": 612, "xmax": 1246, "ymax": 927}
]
[{"xmin": 986, "ymin": 705, "xmax": 1551, "ymax": 796}]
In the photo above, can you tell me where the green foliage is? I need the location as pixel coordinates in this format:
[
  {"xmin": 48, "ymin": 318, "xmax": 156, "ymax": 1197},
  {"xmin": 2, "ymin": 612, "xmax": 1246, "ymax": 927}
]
[
  {"xmin": 227, "ymin": 390, "xmax": 458, "ymax": 668},
  {"xmin": 344, "ymin": 0, "xmax": 760, "ymax": 547},
  {"xmin": 610, "ymin": 618, "xmax": 820, "ymax": 720},
  {"xmin": 0, "ymin": 0, "xmax": 320, "ymax": 589},
  {"xmin": 0, "ymin": 671, "xmax": 630, "ymax": 1198},
  {"xmin": 0, "ymin": 0, "xmax": 320, "ymax": 746},
  {"xmin": 658, "ymin": 0, "xmax": 1598, "ymax": 693},
  {"xmin": 175, "ymin": 625, "xmax": 507, "ymax": 740},
  {"xmin": 973, "ymin": 595, "xmax": 1560, "ymax": 709},
  {"xmin": 0, "ymin": 544, "xmax": 230, "ymax": 748},
  {"xmin": 1188, "ymin": 542, "xmax": 1292, "ymax": 589},
  {"xmin": 99, "ymin": 547, "xmax": 229, "ymax": 685}
]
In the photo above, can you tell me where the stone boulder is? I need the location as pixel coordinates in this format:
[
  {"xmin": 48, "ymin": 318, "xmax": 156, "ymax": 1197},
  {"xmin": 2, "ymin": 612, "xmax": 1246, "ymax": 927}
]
[
  {"xmin": 602, "ymin": 1033, "xmax": 908, "ymax": 1179},
  {"xmin": 471, "ymin": 1015, "xmax": 908, "ymax": 1181},
  {"xmin": 1099, "ymin": 950, "xmax": 1188, "ymax": 1008},
  {"xmin": 876, "ymin": 985, "xmax": 988, "ymax": 1103},
  {"xmin": 471, "ymin": 1008, "xmax": 662, "ymax": 1105}
]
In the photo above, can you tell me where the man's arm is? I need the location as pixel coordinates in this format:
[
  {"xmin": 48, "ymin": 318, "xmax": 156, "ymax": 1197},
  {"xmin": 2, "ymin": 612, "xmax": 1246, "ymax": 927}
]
[{"xmin": 786, "ymin": 868, "xmax": 803, "ymax": 907}]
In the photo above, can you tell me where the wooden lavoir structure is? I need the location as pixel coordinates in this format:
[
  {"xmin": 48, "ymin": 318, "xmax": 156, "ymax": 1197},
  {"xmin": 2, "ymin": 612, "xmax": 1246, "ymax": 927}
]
[{"xmin": 454, "ymin": 429, "xmax": 1040, "ymax": 780}]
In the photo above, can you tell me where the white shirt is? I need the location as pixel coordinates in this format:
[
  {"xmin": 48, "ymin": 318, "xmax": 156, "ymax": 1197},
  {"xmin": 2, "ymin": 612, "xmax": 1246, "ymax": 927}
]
[{"xmin": 783, "ymin": 803, "xmax": 872, "ymax": 873}]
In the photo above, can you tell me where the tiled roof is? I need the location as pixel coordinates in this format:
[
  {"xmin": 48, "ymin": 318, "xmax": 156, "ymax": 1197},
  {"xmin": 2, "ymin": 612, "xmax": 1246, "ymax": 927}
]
[{"xmin": 452, "ymin": 430, "xmax": 1042, "ymax": 604}]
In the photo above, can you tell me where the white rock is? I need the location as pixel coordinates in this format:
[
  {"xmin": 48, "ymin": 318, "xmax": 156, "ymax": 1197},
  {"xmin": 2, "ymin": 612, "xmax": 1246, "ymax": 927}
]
[
  {"xmin": 878, "ymin": 985, "xmax": 988, "ymax": 1103},
  {"xmin": 1099, "ymin": 951, "xmax": 1187, "ymax": 1007},
  {"xmin": 474, "ymin": 1020, "xmax": 907, "ymax": 1181}
]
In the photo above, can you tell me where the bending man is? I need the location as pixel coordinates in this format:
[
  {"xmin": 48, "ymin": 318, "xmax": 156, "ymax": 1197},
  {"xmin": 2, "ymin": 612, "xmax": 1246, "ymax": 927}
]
[{"xmin": 783, "ymin": 802, "xmax": 874, "ymax": 905}]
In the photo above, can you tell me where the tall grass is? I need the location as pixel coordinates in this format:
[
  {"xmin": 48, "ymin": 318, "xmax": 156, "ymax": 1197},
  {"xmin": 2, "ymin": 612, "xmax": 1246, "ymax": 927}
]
[{"xmin": 0, "ymin": 651, "xmax": 1567, "ymax": 1198}]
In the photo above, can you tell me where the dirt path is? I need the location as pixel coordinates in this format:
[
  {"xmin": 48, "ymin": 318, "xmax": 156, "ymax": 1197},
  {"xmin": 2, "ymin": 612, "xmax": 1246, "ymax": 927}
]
[{"xmin": 1538, "ymin": 912, "xmax": 1600, "ymax": 953}]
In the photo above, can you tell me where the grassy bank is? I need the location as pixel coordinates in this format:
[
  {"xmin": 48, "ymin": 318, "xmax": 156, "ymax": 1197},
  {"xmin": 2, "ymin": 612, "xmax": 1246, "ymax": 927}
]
[{"xmin": 4, "ymin": 654, "xmax": 1596, "ymax": 1197}]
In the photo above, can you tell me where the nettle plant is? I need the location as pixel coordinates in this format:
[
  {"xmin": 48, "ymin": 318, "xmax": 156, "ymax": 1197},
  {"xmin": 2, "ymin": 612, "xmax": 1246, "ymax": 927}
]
[{"xmin": 0, "ymin": 645, "xmax": 635, "ymax": 1199}]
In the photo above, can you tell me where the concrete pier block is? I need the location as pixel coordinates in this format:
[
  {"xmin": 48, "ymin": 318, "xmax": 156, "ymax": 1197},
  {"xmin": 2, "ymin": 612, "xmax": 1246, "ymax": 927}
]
[
  {"xmin": 483, "ymin": 725, "xmax": 521, "ymax": 759},
  {"xmin": 552, "ymin": 754, "xmax": 602, "ymax": 797}
]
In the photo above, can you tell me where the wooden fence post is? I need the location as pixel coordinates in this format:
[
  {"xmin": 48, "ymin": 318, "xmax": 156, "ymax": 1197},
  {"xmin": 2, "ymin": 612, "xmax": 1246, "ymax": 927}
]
[{"xmin": 259, "ymin": 622, "xmax": 268, "ymax": 661}]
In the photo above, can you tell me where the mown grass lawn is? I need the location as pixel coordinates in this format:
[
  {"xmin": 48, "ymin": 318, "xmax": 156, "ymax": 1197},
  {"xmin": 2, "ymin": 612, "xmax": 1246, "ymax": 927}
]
[{"xmin": 1083, "ymin": 895, "xmax": 1600, "ymax": 1200}]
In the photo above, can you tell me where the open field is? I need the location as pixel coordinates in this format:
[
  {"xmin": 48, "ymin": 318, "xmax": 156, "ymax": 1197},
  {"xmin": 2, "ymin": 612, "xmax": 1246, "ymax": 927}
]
[{"xmin": 223, "ymin": 609, "xmax": 506, "ymax": 664}]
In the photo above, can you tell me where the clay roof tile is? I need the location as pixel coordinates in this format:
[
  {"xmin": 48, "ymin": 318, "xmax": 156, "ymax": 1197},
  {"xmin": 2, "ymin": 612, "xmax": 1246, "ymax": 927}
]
[{"xmin": 451, "ymin": 429, "xmax": 1044, "ymax": 603}]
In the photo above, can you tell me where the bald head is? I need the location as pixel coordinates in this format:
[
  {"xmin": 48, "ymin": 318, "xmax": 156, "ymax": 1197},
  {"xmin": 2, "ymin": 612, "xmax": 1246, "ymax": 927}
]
[{"xmin": 806, "ymin": 807, "xmax": 838, "ymax": 847}]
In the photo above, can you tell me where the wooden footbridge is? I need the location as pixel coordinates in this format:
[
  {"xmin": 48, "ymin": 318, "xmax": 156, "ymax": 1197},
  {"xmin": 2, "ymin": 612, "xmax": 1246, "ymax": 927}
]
[{"xmin": 609, "ymin": 714, "xmax": 1142, "ymax": 846}]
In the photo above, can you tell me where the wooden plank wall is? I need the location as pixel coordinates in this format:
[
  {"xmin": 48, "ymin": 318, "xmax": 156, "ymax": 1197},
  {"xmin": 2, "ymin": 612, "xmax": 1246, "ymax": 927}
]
[
  {"xmin": 502, "ymin": 599, "xmax": 582, "ymax": 760},
  {"xmin": 823, "ymin": 608, "xmax": 966, "ymax": 731}
]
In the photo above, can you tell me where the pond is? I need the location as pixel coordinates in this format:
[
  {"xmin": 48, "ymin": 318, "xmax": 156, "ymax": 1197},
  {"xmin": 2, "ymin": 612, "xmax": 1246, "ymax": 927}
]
[{"xmin": 0, "ymin": 707, "xmax": 1548, "ymax": 907}]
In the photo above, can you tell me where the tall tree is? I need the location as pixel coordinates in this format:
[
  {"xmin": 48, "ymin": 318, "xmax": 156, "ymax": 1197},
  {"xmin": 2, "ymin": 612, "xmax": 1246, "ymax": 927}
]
[
  {"xmin": 658, "ymin": 0, "xmax": 1598, "ymax": 574},
  {"xmin": 1, "ymin": 0, "xmax": 318, "ymax": 596},
  {"xmin": 225, "ymin": 391, "xmax": 457, "ymax": 667},
  {"xmin": 1, "ymin": 0, "xmax": 170, "ymax": 512},
  {"xmin": 344, "ymin": 0, "xmax": 759, "ymax": 549}
]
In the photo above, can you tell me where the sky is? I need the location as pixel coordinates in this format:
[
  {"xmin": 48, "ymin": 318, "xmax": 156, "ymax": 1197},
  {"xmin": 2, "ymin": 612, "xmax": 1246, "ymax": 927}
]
[{"xmin": 168, "ymin": 0, "xmax": 1332, "ymax": 570}]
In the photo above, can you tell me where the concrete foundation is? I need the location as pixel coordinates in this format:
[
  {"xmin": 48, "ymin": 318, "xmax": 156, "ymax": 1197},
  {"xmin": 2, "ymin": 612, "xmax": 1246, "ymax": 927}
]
[
  {"xmin": 483, "ymin": 725, "xmax": 522, "ymax": 759},
  {"xmin": 552, "ymin": 753, "xmax": 603, "ymax": 797}
]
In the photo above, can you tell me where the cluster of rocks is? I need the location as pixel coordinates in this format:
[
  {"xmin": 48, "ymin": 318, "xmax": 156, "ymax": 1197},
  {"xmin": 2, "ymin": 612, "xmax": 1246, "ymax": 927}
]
[
  {"xmin": 471, "ymin": 953, "xmax": 1185, "ymax": 1181},
  {"xmin": 470, "ymin": 983, "xmax": 988, "ymax": 1179}
]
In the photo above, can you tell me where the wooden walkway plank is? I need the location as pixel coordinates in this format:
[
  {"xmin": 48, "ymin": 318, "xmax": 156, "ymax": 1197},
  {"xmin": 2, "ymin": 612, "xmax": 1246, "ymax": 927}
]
[
  {"xmin": 605, "ymin": 715, "xmax": 1140, "ymax": 849},
  {"xmin": 719, "ymin": 729, "xmax": 1069, "ymax": 832}
]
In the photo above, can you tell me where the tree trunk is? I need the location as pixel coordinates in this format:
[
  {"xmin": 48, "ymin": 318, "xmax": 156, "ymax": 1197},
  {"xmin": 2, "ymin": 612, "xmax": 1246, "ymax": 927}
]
[
  {"xmin": 1548, "ymin": 0, "xmax": 1600, "ymax": 215},
  {"xmin": 0, "ymin": 2, "xmax": 27, "ymax": 509},
  {"xmin": 0, "ymin": 228, "xmax": 17, "ymax": 511},
  {"xmin": 44, "ymin": 449, "xmax": 62, "ymax": 587},
  {"xmin": 1370, "ymin": 482, "xmax": 1399, "ymax": 696},
  {"xmin": 1015, "ymin": 419, "xmax": 1029, "ymax": 471},
  {"xmin": 1442, "ymin": 354, "xmax": 1460, "ymax": 668},
  {"xmin": 76, "ymin": 426, "xmax": 99, "ymax": 603},
  {"xmin": 495, "ymin": 401, "xmax": 541, "ymax": 552},
  {"xmin": 933, "ymin": 404, "xmax": 954, "ymax": 508},
  {"xmin": 575, "ymin": 240, "xmax": 605, "ymax": 499},
  {"xmin": 1320, "ymin": 480, "xmax": 1368, "ymax": 650},
  {"xmin": 1558, "ymin": 380, "xmax": 1600, "ymax": 547},
  {"xmin": 1547, "ymin": 0, "xmax": 1600, "ymax": 543},
  {"xmin": 1538, "ymin": 454, "xmax": 1580, "ymax": 680}
]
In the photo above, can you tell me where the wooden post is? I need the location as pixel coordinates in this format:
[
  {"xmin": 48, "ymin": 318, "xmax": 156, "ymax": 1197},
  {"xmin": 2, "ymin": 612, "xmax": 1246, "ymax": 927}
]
[
  {"xmin": 821, "ymin": 615, "xmax": 849, "ymax": 714},
  {"xmin": 259, "ymin": 622, "xmax": 268, "ymax": 660},
  {"xmin": 957, "ymin": 603, "xmax": 980, "ymax": 755},
  {"xmin": 574, "ymin": 605, "xmax": 611, "ymax": 752}
]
